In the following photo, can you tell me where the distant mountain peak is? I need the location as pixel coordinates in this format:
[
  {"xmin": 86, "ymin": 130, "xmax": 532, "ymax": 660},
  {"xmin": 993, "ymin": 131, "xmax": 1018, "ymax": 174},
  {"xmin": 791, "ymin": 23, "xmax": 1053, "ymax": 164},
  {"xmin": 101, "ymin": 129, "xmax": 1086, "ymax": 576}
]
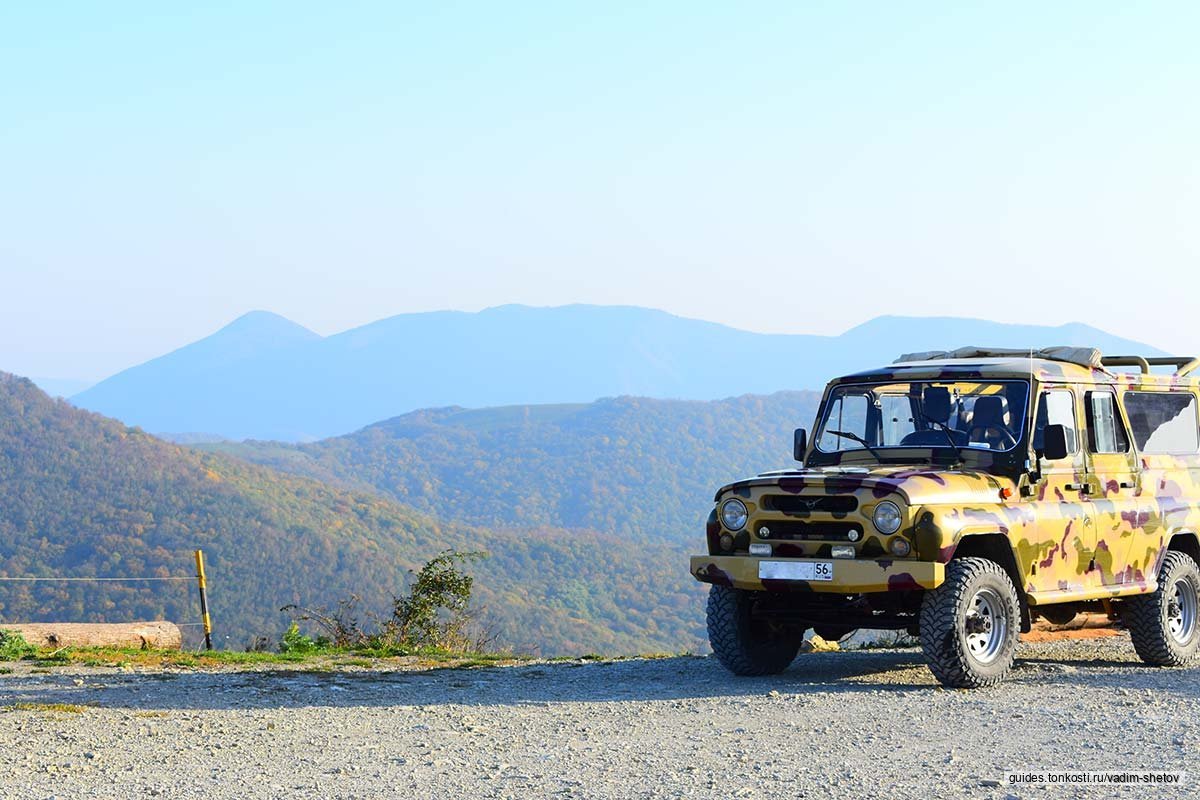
[
  {"xmin": 213, "ymin": 310, "xmax": 320, "ymax": 341},
  {"xmin": 70, "ymin": 310, "xmax": 322, "ymax": 407},
  {"xmin": 158, "ymin": 310, "xmax": 320, "ymax": 363}
]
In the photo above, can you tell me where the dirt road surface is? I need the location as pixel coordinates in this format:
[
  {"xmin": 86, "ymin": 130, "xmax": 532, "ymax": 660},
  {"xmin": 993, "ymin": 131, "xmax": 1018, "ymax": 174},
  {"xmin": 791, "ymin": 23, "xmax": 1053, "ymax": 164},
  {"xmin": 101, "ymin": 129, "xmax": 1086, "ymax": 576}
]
[{"xmin": 1, "ymin": 638, "xmax": 1196, "ymax": 799}]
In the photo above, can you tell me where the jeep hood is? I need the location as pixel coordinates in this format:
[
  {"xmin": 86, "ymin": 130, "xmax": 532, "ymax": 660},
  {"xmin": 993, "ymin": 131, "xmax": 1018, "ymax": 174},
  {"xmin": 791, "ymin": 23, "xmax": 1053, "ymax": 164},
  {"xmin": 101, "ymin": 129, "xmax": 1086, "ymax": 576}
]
[{"xmin": 716, "ymin": 466, "xmax": 1011, "ymax": 506}]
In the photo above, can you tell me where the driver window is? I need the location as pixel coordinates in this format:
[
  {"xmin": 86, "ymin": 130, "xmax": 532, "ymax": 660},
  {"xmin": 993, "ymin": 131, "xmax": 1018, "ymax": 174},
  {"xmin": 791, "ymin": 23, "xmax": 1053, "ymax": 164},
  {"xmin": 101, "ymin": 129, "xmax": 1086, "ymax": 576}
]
[
  {"xmin": 818, "ymin": 393, "xmax": 870, "ymax": 450},
  {"xmin": 1034, "ymin": 389, "xmax": 1078, "ymax": 455}
]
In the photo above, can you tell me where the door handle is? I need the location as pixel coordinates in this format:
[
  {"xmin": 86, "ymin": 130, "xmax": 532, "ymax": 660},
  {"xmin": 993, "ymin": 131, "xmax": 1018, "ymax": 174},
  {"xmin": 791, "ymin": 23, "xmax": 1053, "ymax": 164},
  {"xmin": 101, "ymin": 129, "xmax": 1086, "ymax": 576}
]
[
  {"xmin": 1119, "ymin": 480, "xmax": 1136, "ymax": 489},
  {"xmin": 1065, "ymin": 482, "xmax": 1087, "ymax": 492}
]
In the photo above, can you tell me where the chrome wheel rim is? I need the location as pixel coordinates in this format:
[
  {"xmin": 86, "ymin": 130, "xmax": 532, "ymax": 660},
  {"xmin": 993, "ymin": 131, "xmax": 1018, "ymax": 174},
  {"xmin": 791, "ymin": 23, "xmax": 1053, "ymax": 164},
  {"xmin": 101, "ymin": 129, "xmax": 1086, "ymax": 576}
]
[
  {"xmin": 964, "ymin": 588, "xmax": 1008, "ymax": 664},
  {"xmin": 1167, "ymin": 578, "xmax": 1198, "ymax": 645}
]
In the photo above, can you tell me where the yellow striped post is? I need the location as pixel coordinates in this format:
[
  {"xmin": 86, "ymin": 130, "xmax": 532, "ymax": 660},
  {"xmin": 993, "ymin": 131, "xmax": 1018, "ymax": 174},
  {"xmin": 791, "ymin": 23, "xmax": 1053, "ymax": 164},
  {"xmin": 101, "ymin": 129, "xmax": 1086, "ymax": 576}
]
[{"xmin": 194, "ymin": 549, "xmax": 213, "ymax": 650}]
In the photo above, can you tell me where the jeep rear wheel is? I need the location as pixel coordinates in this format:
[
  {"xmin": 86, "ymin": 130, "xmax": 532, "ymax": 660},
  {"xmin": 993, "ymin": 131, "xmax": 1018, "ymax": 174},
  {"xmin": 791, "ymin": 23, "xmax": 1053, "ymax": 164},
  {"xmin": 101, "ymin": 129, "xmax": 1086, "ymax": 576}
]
[
  {"xmin": 706, "ymin": 586, "xmax": 803, "ymax": 676},
  {"xmin": 919, "ymin": 557, "xmax": 1020, "ymax": 688},
  {"xmin": 1123, "ymin": 550, "xmax": 1200, "ymax": 667}
]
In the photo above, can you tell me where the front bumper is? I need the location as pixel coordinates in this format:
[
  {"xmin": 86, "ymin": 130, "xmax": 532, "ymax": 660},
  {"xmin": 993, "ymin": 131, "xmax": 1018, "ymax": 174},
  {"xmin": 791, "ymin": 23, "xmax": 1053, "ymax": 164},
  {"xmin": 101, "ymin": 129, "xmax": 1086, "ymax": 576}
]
[{"xmin": 689, "ymin": 555, "xmax": 944, "ymax": 593}]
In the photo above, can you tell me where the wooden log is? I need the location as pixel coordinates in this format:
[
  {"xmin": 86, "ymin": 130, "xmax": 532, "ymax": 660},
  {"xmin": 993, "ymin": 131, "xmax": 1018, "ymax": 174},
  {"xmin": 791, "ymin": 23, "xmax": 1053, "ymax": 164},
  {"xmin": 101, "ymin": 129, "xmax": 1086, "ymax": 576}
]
[{"xmin": 0, "ymin": 621, "xmax": 182, "ymax": 650}]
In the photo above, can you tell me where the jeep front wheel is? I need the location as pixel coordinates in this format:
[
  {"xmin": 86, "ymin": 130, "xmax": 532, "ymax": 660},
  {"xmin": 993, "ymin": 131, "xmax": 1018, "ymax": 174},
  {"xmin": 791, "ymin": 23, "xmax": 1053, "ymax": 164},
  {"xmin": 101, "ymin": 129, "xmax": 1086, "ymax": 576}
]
[
  {"xmin": 1123, "ymin": 550, "xmax": 1200, "ymax": 667},
  {"xmin": 706, "ymin": 586, "xmax": 803, "ymax": 676},
  {"xmin": 919, "ymin": 557, "xmax": 1020, "ymax": 688}
]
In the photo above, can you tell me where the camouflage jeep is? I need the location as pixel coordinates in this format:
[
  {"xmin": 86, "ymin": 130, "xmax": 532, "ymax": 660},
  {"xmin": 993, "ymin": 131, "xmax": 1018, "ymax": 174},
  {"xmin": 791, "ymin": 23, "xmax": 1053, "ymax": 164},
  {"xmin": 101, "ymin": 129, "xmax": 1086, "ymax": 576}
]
[{"xmin": 690, "ymin": 347, "xmax": 1200, "ymax": 687}]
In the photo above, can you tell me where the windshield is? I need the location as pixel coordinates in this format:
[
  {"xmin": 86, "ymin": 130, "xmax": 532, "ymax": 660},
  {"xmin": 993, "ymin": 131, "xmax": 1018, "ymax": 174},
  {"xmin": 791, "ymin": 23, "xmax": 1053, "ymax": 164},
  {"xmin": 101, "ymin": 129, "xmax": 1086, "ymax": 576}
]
[{"xmin": 815, "ymin": 380, "xmax": 1030, "ymax": 455}]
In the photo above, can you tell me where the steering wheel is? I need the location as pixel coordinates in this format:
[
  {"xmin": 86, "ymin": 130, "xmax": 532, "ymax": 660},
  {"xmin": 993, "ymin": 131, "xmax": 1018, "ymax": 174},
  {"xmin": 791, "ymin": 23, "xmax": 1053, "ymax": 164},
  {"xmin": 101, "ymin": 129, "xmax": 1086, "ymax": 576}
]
[{"xmin": 967, "ymin": 425, "xmax": 1017, "ymax": 449}]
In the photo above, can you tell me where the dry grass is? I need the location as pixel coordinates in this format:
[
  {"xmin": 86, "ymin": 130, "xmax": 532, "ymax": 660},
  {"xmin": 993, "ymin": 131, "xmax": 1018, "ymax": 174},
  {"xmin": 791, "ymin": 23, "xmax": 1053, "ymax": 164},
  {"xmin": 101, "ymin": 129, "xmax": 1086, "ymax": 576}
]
[
  {"xmin": 31, "ymin": 645, "xmax": 528, "ymax": 673},
  {"xmin": 5, "ymin": 702, "xmax": 89, "ymax": 714}
]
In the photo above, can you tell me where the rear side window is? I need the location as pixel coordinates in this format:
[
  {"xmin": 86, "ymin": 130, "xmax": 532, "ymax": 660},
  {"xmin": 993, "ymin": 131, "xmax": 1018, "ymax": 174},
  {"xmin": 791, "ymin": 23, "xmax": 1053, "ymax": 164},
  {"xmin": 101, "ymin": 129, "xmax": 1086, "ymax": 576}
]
[
  {"xmin": 1086, "ymin": 391, "xmax": 1129, "ymax": 453},
  {"xmin": 1124, "ymin": 391, "xmax": 1200, "ymax": 453}
]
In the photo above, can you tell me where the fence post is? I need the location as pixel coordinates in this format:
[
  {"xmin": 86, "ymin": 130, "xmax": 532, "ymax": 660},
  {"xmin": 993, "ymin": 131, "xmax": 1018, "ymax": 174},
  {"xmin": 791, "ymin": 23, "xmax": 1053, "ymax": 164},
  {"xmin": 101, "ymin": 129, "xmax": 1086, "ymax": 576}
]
[{"xmin": 194, "ymin": 549, "xmax": 213, "ymax": 650}]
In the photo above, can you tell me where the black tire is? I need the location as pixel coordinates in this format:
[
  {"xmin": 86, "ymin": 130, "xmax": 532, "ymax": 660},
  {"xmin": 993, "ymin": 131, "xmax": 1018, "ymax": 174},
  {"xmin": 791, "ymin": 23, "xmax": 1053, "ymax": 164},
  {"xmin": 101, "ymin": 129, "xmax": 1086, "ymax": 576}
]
[
  {"xmin": 919, "ymin": 557, "xmax": 1020, "ymax": 688},
  {"xmin": 706, "ymin": 586, "xmax": 803, "ymax": 676},
  {"xmin": 1122, "ymin": 550, "xmax": 1200, "ymax": 667}
]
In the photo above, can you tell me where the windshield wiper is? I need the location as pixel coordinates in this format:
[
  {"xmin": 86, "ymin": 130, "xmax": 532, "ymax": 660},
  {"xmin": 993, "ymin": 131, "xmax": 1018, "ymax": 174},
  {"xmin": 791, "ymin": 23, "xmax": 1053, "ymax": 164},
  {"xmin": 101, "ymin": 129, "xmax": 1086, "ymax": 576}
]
[
  {"xmin": 915, "ymin": 415, "xmax": 966, "ymax": 465},
  {"xmin": 826, "ymin": 430, "xmax": 886, "ymax": 461}
]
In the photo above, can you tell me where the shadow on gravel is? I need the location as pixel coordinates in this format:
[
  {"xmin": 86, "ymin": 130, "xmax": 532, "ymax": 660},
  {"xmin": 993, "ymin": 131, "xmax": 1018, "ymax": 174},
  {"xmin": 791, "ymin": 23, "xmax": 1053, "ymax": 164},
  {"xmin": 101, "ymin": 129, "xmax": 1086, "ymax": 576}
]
[
  {"xmin": 1013, "ymin": 655, "xmax": 1200, "ymax": 697},
  {"xmin": 3, "ymin": 647, "xmax": 1195, "ymax": 711},
  {"xmin": 0, "ymin": 651, "xmax": 932, "ymax": 711}
]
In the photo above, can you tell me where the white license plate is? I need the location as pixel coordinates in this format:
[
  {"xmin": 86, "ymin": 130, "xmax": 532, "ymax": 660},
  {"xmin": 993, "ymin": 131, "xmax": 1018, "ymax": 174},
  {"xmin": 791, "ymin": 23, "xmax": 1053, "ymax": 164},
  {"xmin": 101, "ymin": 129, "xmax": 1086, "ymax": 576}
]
[{"xmin": 758, "ymin": 560, "xmax": 834, "ymax": 582}]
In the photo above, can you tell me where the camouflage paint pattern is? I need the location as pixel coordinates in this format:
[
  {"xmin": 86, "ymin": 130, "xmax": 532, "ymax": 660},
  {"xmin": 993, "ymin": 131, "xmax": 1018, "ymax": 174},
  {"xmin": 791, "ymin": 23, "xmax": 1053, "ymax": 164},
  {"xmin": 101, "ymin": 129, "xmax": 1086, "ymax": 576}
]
[{"xmin": 690, "ymin": 356, "xmax": 1200, "ymax": 610}]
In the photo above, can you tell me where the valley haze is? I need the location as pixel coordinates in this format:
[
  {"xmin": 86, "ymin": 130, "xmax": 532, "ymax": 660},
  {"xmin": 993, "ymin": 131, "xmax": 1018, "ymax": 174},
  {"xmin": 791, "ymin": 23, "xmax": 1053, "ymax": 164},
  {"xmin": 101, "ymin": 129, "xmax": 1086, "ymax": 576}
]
[{"xmin": 70, "ymin": 304, "xmax": 1163, "ymax": 442}]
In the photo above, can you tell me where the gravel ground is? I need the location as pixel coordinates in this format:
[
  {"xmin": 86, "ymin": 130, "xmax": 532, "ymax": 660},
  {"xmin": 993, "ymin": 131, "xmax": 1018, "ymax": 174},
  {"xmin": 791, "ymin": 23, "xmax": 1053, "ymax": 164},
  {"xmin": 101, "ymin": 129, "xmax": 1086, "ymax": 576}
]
[{"xmin": 1, "ymin": 638, "xmax": 1197, "ymax": 800}]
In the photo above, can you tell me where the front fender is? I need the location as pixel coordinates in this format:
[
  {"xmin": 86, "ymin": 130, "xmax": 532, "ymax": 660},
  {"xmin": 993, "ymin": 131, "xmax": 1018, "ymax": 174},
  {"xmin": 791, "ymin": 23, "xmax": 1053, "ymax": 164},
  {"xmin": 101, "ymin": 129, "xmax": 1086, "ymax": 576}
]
[{"xmin": 913, "ymin": 503, "xmax": 1021, "ymax": 563}]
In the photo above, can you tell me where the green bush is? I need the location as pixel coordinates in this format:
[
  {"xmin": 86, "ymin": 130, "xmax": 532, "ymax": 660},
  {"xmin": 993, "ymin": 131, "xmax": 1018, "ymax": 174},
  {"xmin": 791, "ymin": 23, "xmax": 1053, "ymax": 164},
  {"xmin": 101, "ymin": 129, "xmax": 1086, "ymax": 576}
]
[
  {"xmin": 381, "ymin": 550, "xmax": 485, "ymax": 651},
  {"xmin": 278, "ymin": 623, "xmax": 321, "ymax": 654},
  {"xmin": 282, "ymin": 549, "xmax": 489, "ymax": 654},
  {"xmin": 0, "ymin": 630, "xmax": 35, "ymax": 661}
]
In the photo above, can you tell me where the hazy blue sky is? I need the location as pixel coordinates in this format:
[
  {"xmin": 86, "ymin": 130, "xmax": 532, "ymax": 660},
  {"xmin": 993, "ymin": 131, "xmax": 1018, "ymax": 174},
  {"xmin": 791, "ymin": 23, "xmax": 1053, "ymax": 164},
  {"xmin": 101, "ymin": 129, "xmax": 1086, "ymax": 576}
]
[{"xmin": 2, "ymin": 3, "xmax": 1197, "ymax": 382}]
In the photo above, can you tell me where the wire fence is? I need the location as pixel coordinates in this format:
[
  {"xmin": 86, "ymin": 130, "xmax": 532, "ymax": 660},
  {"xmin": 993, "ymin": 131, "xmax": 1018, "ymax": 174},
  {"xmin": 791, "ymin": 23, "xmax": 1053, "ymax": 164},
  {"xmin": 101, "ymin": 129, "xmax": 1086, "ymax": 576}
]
[
  {"xmin": 0, "ymin": 550, "xmax": 214, "ymax": 648},
  {"xmin": 0, "ymin": 576, "xmax": 195, "ymax": 582}
]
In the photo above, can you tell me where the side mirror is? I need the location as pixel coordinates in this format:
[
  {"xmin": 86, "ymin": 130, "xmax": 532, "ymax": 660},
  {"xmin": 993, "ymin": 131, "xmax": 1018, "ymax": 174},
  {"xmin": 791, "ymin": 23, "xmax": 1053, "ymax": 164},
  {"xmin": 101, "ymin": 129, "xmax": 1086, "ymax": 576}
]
[
  {"xmin": 793, "ymin": 428, "xmax": 808, "ymax": 462},
  {"xmin": 1043, "ymin": 424, "xmax": 1070, "ymax": 461}
]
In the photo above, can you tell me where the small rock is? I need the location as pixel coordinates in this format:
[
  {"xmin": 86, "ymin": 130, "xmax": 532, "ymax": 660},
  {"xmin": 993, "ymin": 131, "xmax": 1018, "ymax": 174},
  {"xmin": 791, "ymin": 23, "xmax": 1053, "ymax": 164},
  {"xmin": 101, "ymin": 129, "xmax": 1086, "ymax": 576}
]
[{"xmin": 801, "ymin": 635, "xmax": 840, "ymax": 653}]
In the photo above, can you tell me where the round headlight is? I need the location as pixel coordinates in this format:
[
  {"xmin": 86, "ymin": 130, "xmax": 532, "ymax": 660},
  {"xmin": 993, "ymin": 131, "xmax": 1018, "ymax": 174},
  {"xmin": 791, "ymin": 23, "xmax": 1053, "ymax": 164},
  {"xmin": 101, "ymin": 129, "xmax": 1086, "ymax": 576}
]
[
  {"xmin": 720, "ymin": 498, "xmax": 749, "ymax": 531},
  {"xmin": 872, "ymin": 501, "xmax": 902, "ymax": 534}
]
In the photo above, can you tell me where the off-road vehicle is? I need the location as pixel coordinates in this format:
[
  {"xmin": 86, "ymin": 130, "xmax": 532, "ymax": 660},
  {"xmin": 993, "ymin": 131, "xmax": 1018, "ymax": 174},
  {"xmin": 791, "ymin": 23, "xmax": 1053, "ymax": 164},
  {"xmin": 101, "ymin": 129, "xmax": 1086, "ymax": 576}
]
[{"xmin": 691, "ymin": 347, "xmax": 1200, "ymax": 687}]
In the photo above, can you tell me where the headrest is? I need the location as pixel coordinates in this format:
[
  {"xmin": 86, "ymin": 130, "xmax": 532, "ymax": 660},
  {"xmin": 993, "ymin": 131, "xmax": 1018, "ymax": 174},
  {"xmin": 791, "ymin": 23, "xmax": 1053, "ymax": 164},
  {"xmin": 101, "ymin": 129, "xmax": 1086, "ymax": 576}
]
[
  {"xmin": 972, "ymin": 395, "xmax": 1005, "ymax": 427},
  {"xmin": 923, "ymin": 386, "xmax": 952, "ymax": 423}
]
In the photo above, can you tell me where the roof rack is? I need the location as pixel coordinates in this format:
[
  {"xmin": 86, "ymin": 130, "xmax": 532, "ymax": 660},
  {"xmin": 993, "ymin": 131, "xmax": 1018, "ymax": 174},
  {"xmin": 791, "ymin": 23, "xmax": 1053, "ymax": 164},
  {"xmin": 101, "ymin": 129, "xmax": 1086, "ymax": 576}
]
[
  {"xmin": 1101, "ymin": 355, "xmax": 1200, "ymax": 376},
  {"xmin": 894, "ymin": 348, "xmax": 1200, "ymax": 377},
  {"xmin": 895, "ymin": 346, "xmax": 1101, "ymax": 369}
]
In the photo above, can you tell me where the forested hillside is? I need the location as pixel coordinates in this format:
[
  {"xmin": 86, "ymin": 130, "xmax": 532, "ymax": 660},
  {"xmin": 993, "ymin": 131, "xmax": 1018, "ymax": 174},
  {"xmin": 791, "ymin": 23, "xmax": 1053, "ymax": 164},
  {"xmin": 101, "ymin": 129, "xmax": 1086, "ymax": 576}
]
[
  {"xmin": 0, "ymin": 373, "xmax": 703, "ymax": 655},
  {"xmin": 206, "ymin": 391, "xmax": 824, "ymax": 543}
]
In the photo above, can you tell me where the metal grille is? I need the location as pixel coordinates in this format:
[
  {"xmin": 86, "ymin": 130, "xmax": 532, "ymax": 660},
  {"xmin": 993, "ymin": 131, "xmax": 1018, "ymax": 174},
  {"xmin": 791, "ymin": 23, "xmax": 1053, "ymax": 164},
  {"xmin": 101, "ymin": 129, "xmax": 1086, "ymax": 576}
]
[{"xmin": 761, "ymin": 495, "xmax": 858, "ymax": 514}]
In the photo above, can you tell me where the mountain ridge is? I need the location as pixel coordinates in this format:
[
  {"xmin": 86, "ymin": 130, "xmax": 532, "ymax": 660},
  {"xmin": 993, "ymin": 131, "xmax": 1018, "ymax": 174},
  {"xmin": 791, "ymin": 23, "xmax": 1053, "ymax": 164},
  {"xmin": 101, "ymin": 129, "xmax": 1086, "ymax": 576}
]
[
  {"xmin": 72, "ymin": 305, "xmax": 1165, "ymax": 441},
  {"xmin": 202, "ymin": 390, "xmax": 824, "ymax": 542}
]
